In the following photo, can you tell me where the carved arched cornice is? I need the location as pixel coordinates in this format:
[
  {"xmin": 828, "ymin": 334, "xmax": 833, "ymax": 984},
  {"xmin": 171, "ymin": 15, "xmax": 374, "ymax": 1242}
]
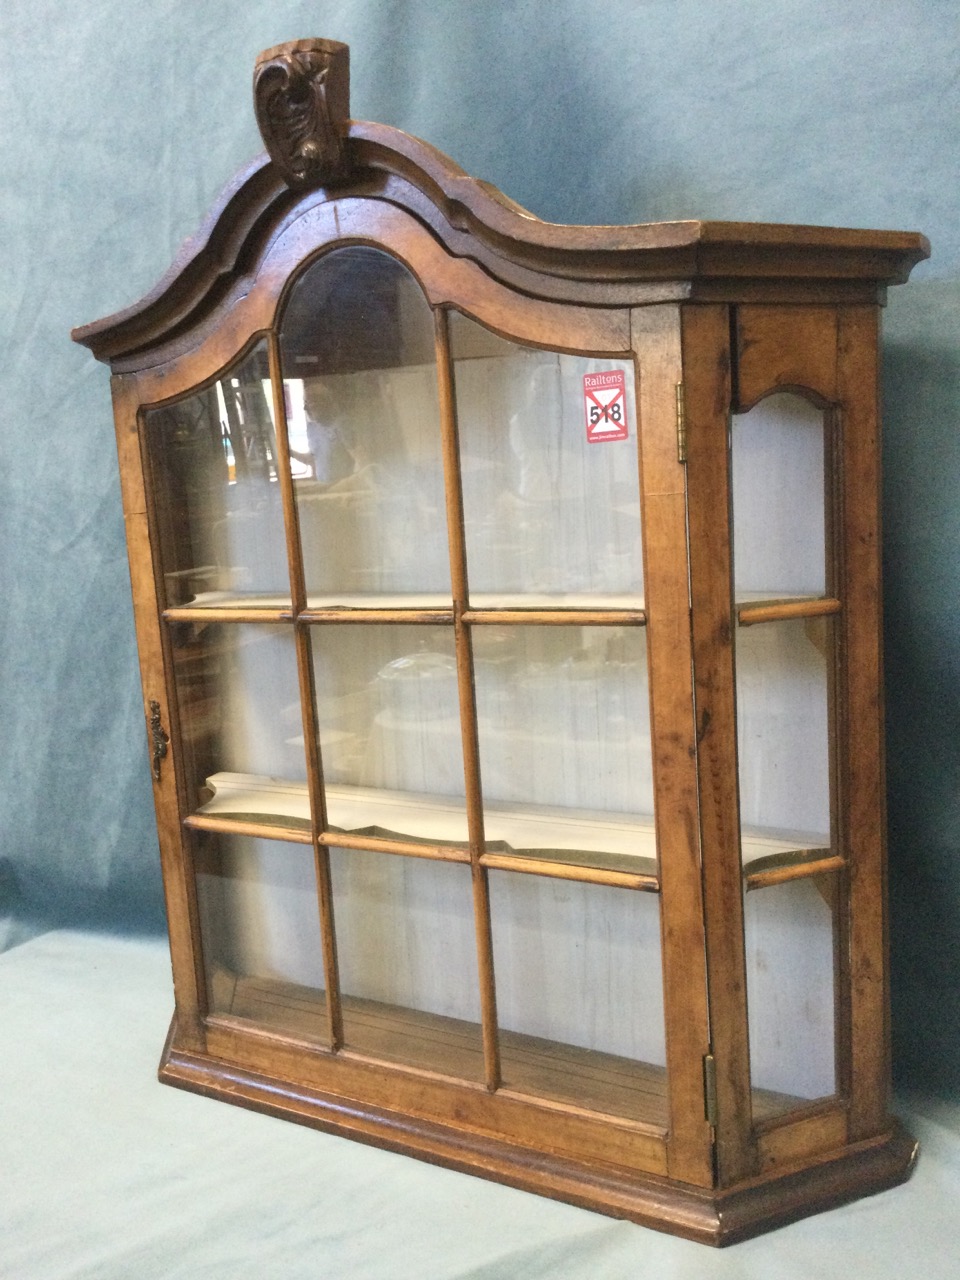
[{"xmin": 72, "ymin": 40, "xmax": 929, "ymax": 368}]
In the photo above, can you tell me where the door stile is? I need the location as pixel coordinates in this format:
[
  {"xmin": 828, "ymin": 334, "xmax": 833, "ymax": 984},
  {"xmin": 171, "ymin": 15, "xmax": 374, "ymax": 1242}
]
[
  {"xmin": 111, "ymin": 371, "xmax": 207, "ymax": 1050},
  {"xmin": 631, "ymin": 305, "xmax": 714, "ymax": 1186},
  {"xmin": 680, "ymin": 303, "xmax": 756, "ymax": 1185}
]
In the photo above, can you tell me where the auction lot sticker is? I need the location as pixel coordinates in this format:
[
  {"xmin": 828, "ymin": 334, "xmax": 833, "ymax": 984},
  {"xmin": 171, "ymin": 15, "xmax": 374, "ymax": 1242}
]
[{"xmin": 583, "ymin": 370, "xmax": 629, "ymax": 442}]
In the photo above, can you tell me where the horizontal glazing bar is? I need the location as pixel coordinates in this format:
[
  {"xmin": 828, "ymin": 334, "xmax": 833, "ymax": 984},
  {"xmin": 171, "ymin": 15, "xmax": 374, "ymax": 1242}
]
[
  {"xmin": 317, "ymin": 830, "xmax": 472, "ymax": 863},
  {"xmin": 184, "ymin": 813, "xmax": 313, "ymax": 843},
  {"xmin": 480, "ymin": 850, "xmax": 658, "ymax": 891},
  {"xmin": 464, "ymin": 609, "xmax": 646, "ymax": 627},
  {"xmin": 743, "ymin": 850, "xmax": 844, "ymax": 891},
  {"xmin": 300, "ymin": 609, "xmax": 455, "ymax": 624},
  {"xmin": 737, "ymin": 597, "xmax": 841, "ymax": 626},
  {"xmin": 164, "ymin": 607, "xmax": 293, "ymax": 624}
]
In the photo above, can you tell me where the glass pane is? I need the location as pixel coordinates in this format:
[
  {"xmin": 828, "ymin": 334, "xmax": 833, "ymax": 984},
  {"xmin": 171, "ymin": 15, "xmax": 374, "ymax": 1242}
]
[
  {"xmin": 450, "ymin": 312, "xmax": 642, "ymax": 607},
  {"xmin": 310, "ymin": 625, "xmax": 467, "ymax": 843},
  {"xmin": 731, "ymin": 392, "xmax": 827, "ymax": 600},
  {"xmin": 746, "ymin": 876, "xmax": 837, "ymax": 1117},
  {"xmin": 473, "ymin": 626, "xmax": 654, "ymax": 863},
  {"xmin": 736, "ymin": 618, "xmax": 833, "ymax": 859},
  {"xmin": 279, "ymin": 247, "xmax": 450, "ymax": 603},
  {"xmin": 330, "ymin": 849, "xmax": 483, "ymax": 1078},
  {"xmin": 490, "ymin": 870, "xmax": 666, "ymax": 1123},
  {"xmin": 195, "ymin": 831, "xmax": 327, "ymax": 1041},
  {"xmin": 171, "ymin": 621, "xmax": 308, "ymax": 825},
  {"xmin": 145, "ymin": 339, "xmax": 290, "ymax": 608},
  {"xmin": 736, "ymin": 616, "xmax": 837, "ymax": 1119}
]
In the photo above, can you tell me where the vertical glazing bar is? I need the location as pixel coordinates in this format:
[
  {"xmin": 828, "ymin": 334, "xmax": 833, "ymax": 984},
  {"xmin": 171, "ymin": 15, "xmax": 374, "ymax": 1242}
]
[
  {"xmin": 266, "ymin": 333, "xmax": 306, "ymax": 617},
  {"xmin": 434, "ymin": 309, "xmax": 501, "ymax": 1091},
  {"xmin": 267, "ymin": 333, "xmax": 343, "ymax": 1049}
]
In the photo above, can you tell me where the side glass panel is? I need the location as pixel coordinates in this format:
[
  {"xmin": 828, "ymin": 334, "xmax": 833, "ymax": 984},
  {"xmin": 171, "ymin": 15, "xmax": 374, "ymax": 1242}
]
[
  {"xmin": 732, "ymin": 392, "xmax": 828, "ymax": 601},
  {"xmin": 490, "ymin": 871, "xmax": 666, "ymax": 1124},
  {"xmin": 732, "ymin": 387, "xmax": 838, "ymax": 1117},
  {"xmin": 449, "ymin": 312, "xmax": 643, "ymax": 608},
  {"xmin": 145, "ymin": 339, "xmax": 289, "ymax": 608},
  {"xmin": 309, "ymin": 624, "xmax": 468, "ymax": 843},
  {"xmin": 330, "ymin": 849, "xmax": 483, "ymax": 1079},
  {"xmin": 736, "ymin": 617, "xmax": 837, "ymax": 1112},
  {"xmin": 736, "ymin": 618, "xmax": 832, "ymax": 855},
  {"xmin": 279, "ymin": 248, "xmax": 451, "ymax": 604},
  {"xmin": 171, "ymin": 621, "xmax": 308, "ymax": 826},
  {"xmin": 473, "ymin": 626, "xmax": 654, "ymax": 868},
  {"xmin": 195, "ymin": 831, "xmax": 327, "ymax": 1041},
  {"xmin": 745, "ymin": 876, "xmax": 837, "ymax": 1118}
]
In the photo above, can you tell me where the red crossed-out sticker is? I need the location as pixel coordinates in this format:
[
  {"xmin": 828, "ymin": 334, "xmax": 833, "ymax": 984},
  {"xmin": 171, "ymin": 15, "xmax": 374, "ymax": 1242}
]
[{"xmin": 583, "ymin": 370, "xmax": 629, "ymax": 442}]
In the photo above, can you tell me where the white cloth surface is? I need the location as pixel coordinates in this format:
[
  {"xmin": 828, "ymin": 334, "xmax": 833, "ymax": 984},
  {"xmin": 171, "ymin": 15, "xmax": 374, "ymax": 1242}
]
[{"xmin": 1, "ymin": 929, "xmax": 957, "ymax": 1279}]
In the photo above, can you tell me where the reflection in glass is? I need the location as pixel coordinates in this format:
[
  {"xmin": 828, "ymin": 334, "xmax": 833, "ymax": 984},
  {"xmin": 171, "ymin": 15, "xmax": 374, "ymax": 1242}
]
[
  {"xmin": 490, "ymin": 870, "xmax": 666, "ymax": 1122},
  {"xmin": 310, "ymin": 625, "xmax": 467, "ymax": 842},
  {"xmin": 731, "ymin": 392, "xmax": 828, "ymax": 600},
  {"xmin": 330, "ymin": 849, "xmax": 483, "ymax": 1078},
  {"xmin": 473, "ymin": 627, "xmax": 653, "ymax": 858},
  {"xmin": 195, "ymin": 831, "xmax": 327, "ymax": 1040},
  {"xmin": 145, "ymin": 339, "xmax": 290, "ymax": 607},
  {"xmin": 746, "ymin": 877, "xmax": 837, "ymax": 1116},
  {"xmin": 449, "ymin": 313, "xmax": 642, "ymax": 606},
  {"xmin": 279, "ymin": 247, "xmax": 450, "ymax": 602},
  {"xmin": 172, "ymin": 622, "xmax": 306, "ymax": 818}
]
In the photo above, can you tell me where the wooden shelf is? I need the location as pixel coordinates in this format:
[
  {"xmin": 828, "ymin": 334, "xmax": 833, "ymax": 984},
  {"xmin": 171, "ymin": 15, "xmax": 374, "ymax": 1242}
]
[
  {"xmin": 192, "ymin": 774, "xmax": 833, "ymax": 889},
  {"xmin": 164, "ymin": 590, "xmax": 646, "ymax": 625},
  {"xmin": 213, "ymin": 972, "xmax": 668, "ymax": 1126},
  {"xmin": 211, "ymin": 972, "xmax": 814, "ymax": 1128},
  {"xmin": 193, "ymin": 772, "xmax": 660, "ymax": 886}
]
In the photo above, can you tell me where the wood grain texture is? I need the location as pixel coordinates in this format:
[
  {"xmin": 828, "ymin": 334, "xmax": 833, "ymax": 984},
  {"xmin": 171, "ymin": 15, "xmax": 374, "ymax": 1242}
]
[
  {"xmin": 836, "ymin": 306, "xmax": 890, "ymax": 1141},
  {"xmin": 631, "ymin": 305, "xmax": 714, "ymax": 1187},
  {"xmin": 681, "ymin": 303, "xmax": 755, "ymax": 1185},
  {"xmin": 734, "ymin": 306, "xmax": 839, "ymax": 410}
]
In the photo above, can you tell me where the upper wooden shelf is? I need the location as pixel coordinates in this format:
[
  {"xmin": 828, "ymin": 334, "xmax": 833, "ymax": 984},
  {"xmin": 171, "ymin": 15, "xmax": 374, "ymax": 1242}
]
[{"xmin": 71, "ymin": 39, "xmax": 929, "ymax": 368}]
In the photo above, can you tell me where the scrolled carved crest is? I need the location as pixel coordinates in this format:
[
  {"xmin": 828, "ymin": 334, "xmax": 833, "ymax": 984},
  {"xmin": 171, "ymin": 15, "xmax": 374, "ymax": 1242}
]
[{"xmin": 254, "ymin": 38, "xmax": 350, "ymax": 189}]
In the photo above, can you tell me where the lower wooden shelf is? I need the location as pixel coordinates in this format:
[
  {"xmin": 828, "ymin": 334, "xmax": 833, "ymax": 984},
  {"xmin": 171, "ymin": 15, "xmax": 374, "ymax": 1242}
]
[
  {"xmin": 212, "ymin": 971, "xmax": 669, "ymax": 1126},
  {"xmin": 208, "ymin": 972, "xmax": 842, "ymax": 1130}
]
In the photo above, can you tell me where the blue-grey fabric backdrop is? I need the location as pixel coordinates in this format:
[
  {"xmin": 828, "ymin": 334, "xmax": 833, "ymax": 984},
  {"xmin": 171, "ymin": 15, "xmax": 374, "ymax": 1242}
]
[{"xmin": 0, "ymin": 0, "xmax": 957, "ymax": 1094}]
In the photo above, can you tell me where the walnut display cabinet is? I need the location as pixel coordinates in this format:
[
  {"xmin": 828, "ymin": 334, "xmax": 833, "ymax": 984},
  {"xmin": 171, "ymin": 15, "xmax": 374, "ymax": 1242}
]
[{"xmin": 73, "ymin": 39, "xmax": 929, "ymax": 1245}]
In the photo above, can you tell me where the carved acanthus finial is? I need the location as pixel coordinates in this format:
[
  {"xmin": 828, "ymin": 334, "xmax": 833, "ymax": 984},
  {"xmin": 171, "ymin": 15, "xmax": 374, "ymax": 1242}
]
[{"xmin": 254, "ymin": 38, "xmax": 350, "ymax": 189}]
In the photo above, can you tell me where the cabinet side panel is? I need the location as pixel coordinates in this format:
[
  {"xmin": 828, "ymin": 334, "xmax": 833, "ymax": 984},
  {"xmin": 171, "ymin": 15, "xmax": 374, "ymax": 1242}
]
[
  {"xmin": 681, "ymin": 304, "xmax": 755, "ymax": 1184},
  {"xmin": 111, "ymin": 373, "xmax": 206, "ymax": 1049},
  {"xmin": 632, "ymin": 305, "xmax": 713, "ymax": 1187},
  {"xmin": 836, "ymin": 306, "xmax": 890, "ymax": 1140}
]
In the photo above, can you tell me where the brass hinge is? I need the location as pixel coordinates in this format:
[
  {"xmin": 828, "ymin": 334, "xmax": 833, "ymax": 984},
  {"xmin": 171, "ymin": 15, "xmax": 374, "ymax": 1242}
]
[
  {"xmin": 675, "ymin": 382, "xmax": 687, "ymax": 463},
  {"xmin": 703, "ymin": 1052, "xmax": 718, "ymax": 1126}
]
